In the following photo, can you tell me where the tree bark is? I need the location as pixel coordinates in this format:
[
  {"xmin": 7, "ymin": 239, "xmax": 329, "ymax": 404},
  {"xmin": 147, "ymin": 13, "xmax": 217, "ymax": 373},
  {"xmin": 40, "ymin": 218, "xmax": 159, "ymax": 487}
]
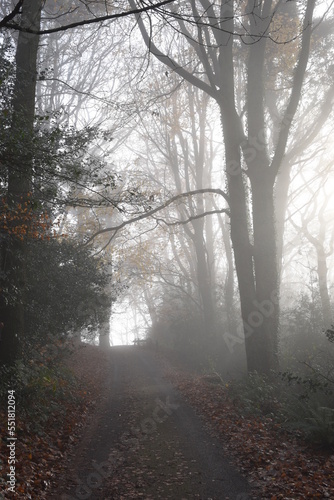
[
  {"xmin": 274, "ymin": 159, "xmax": 291, "ymax": 279},
  {"xmin": 99, "ymin": 320, "xmax": 111, "ymax": 348},
  {"xmin": 218, "ymin": 213, "xmax": 238, "ymax": 339},
  {"xmin": 0, "ymin": 0, "xmax": 42, "ymax": 365},
  {"xmin": 317, "ymin": 246, "xmax": 333, "ymax": 329},
  {"xmin": 250, "ymin": 172, "xmax": 280, "ymax": 372}
]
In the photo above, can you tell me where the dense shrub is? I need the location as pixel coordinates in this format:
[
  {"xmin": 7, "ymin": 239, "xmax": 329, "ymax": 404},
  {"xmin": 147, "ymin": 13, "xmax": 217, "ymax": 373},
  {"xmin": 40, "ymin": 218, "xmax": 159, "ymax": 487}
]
[
  {"xmin": 24, "ymin": 237, "xmax": 111, "ymax": 350},
  {"xmin": 279, "ymin": 292, "xmax": 327, "ymax": 367},
  {"xmin": 0, "ymin": 340, "xmax": 79, "ymax": 432},
  {"xmin": 228, "ymin": 365, "xmax": 334, "ymax": 448}
]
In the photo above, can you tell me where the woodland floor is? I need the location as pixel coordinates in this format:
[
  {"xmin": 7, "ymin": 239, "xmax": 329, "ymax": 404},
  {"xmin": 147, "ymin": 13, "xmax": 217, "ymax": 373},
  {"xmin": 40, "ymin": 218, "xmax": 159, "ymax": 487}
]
[{"xmin": 1, "ymin": 344, "xmax": 333, "ymax": 499}]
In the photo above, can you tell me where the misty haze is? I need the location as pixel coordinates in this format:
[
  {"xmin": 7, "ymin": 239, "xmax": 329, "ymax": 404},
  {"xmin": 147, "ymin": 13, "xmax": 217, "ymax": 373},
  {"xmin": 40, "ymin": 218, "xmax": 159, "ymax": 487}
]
[{"xmin": 0, "ymin": 1, "xmax": 334, "ymax": 498}]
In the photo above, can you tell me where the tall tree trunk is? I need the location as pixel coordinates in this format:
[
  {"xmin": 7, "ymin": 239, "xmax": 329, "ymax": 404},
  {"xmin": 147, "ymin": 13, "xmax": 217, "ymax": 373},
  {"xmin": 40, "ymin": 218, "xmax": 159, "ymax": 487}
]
[
  {"xmin": 204, "ymin": 196, "xmax": 216, "ymax": 287},
  {"xmin": 144, "ymin": 288, "xmax": 158, "ymax": 329},
  {"xmin": 243, "ymin": 0, "xmax": 279, "ymax": 373},
  {"xmin": 221, "ymin": 119, "xmax": 258, "ymax": 372},
  {"xmin": 0, "ymin": 0, "xmax": 42, "ymax": 365},
  {"xmin": 317, "ymin": 246, "xmax": 333, "ymax": 329},
  {"xmin": 251, "ymin": 172, "xmax": 280, "ymax": 372},
  {"xmin": 217, "ymin": 1, "xmax": 262, "ymax": 371},
  {"xmin": 99, "ymin": 319, "xmax": 111, "ymax": 348},
  {"xmin": 291, "ymin": 196, "xmax": 333, "ymax": 330},
  {"xmin": 218, "ymin": 213, "xmax": 238, "ymax": 338},
  {"xmin": 192, "ymin": 219, "xmax": 215, "ymax": 338},
  {"xmin": 274, "ymin": 159, "xmax": 291, "ymax": 280}
]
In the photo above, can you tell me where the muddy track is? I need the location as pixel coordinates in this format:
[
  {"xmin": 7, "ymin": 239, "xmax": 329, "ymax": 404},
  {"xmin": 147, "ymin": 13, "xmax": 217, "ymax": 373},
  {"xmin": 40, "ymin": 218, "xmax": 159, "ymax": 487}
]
[{"xmin": 52, "ymin": 346, "xmax": 251, "ymax": 500}]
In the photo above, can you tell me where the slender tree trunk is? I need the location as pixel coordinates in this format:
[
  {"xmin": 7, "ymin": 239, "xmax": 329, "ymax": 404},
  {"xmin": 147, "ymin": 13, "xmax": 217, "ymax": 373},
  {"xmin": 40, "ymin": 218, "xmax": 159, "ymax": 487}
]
[
  {"xmin": 316, "ymin": 206, "xmax": 333, "ymax": 329},
  {"xmin": 192, "ymin": 219, "xmax": 215, "ymax": 338},
  {"xmin": 317, "ymin": 246, "xmax": 333, "ymax": 329},
  {"xmin": 167, "ymin": 99, "xmax": 216, "ymax": 339},
  {"xmin": 274, "ymin": 159, "xmax": 291, "ymax": 279},
  {"xmin": 219, "ymin": 214, "xmax": 238, "ymax": 337},
  {"xmin": 144, "ymin": 288, "xmax": 158, "ymax": 328},
  {"xmin": 204, "ymin": 197, "xmax": 216, "ymax": 287},
  {"xmin": 98, "ymin": 296, "xmax": 111, "ymax": 348},
  {"xmin": 291, "ymin": 200, "xmax": 334, "ymax": 330},
  {"xmin": 220, "ymin": 105, "xmax": 260, "ymax": 372},
  {"xmin": 301, "ymin": 210, "xmax": 333, "ymax": 330}
]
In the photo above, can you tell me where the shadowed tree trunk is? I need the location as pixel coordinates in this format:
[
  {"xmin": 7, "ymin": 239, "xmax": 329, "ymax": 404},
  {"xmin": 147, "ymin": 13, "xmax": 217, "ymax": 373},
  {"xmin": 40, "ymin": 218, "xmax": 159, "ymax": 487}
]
[
  {"xmin": 0, "ymin": 0, "xmax": 42, "ymax": 365},
  {"xmin": 217, "ymin": 213, "xmax": 238, "ymax": 340},
  {"xmin": 99, "ymin": 316, "xmax": 111, "ymax": 348}
]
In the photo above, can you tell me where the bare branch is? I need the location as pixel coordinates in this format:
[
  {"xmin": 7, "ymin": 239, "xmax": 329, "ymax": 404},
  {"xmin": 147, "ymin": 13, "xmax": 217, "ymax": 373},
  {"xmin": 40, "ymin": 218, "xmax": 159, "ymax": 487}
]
[
  {"xmin": 129, "ymin": 0, "xmax": 218, "ymax": 99},
  {"xmin": 154, "ymin": 208, "xmax": 229, "ymax": 226},
  {"xmin": 270, "ymin": 0, "xmax": 316, "ymax": 178},
  {"xmin": 286, "ymin": 86, "xmax": 334, "ymax": 163},
  {"xmin": 301, "ymin": 360, "xmax": 334, "ymax": 385},
  {"xmin": 83, "ymin": 188, "xmax": 228, "ymax": 245},
  {"xmin": 0, "ymin": 0, "xmax": 23, "ymax": 28},
  {"xmin": 3, "ymin": 0, "xmax": 175, "ymax": 34}
]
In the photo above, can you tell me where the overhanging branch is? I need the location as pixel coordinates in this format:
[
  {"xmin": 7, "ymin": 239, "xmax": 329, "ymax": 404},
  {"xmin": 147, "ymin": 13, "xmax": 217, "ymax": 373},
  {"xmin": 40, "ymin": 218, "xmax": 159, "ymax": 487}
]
[
  {"xmin": 153, "ymin": 208, "xmax": 230, "ymax": 226},
  {"xmin": 0, "ymin": 0, "xmax": 23, "ymax": 29},
  {"xmin": 83, "ymin": 188, "xmax": 228, "ymax": 245},
  {"xmin": 3, "ymin": 0, "xmax": 175, "ymax": 34},
  {"xmin": 270, "ymin": 0, "xmax": 316, "ymax": 178}
]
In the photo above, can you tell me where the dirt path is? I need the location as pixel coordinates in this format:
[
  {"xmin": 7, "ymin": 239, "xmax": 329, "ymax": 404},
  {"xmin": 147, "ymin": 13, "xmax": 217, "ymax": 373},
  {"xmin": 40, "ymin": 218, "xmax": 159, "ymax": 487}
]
[{"xmin": 53, "ymin": 346, "xmax": 251, "ymax": 500}]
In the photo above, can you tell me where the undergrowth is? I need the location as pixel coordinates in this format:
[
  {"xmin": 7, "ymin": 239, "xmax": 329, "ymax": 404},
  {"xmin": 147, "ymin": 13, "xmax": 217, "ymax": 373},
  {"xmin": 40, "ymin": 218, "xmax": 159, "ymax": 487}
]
[
  {"xmin": 0, "ymin": 342, "xmax": 80, "ymax": 434},
  {"xmin": 228, "ymin": 369, "xmax": 334, "ymax": 449}
]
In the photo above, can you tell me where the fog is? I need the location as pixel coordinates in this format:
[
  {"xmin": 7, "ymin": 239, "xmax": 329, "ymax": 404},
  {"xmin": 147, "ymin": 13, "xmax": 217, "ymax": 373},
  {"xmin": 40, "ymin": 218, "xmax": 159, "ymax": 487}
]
[
  {"xmin": 1, "ymin": 0, "xmax": 333, "ymax": 377},
  {"xmin": 2, "ymin": 4, "xmax": 334, "ymax": 498}
]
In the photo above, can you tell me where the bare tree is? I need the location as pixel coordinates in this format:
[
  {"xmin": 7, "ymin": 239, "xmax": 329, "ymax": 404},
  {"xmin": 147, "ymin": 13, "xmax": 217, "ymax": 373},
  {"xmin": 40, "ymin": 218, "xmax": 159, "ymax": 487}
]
[{"xmin": 128, "ymin": 0, "xmax": 334, "ymax": 373}]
